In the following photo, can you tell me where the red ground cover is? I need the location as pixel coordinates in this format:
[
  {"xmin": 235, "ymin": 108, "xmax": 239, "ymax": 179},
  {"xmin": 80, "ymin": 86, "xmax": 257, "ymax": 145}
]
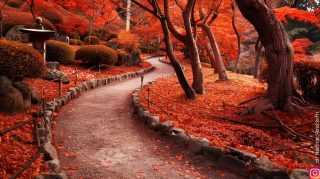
[
  {"xmin": 139, "ymin": 59, "xmax": 316, "ymax": 171},
  {"xmin": 0, "ymin": 61, "xmax": 151, "ymax": 178}
]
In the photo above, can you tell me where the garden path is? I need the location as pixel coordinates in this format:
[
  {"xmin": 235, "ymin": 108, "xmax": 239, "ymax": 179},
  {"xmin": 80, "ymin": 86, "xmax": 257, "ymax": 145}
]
[{"xmin": 53, "ymin": 57, "xmax": 241, "ymax": 179}]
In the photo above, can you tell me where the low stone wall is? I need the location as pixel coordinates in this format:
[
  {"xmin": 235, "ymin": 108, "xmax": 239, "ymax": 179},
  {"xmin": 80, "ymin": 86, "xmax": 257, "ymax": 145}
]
[
  {"xmin": 132, "ymin": 84, "xmax": 309, "ymax": 179},
  {"xmin": 35, "ymin": 66, "xmax": 155, "ymax": 179}
]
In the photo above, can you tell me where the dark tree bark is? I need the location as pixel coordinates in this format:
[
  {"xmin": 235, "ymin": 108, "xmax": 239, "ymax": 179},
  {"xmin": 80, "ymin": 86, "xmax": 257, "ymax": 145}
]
[
  {"xmin": 203, "ymin": 38, "xmax": 218, "ymax": 72},
  {"xmin": 183, "ymin": 0, "xmax": 204, "ymax": 94},
  {"xmin": 253, "ymin": 39, "xmax": 263, "ymax": 78},
  {"xmin": 164, "ymin": 0, "xmax": 204, "ymax": 94},
  {"xmin": 201, "ymin": 24, "xmax": 227, "ymax": 81},
  {"xmin": 132, "ymin": 0, "xmax": 196, "ymax": 99},
  {"xmin": 236, "ymin": 0, "xmax": 295, "ymax": 114},
  {"xmin": 231, "ymin": 3, "xmax": 241, "ymax": 73},
  {"xmin": 160, "ymin": 18, "xmax": 196, "ymax": 99},
  {"xmin": 197, "ymin": 0, "xmax": 228, "ymax": 81}
]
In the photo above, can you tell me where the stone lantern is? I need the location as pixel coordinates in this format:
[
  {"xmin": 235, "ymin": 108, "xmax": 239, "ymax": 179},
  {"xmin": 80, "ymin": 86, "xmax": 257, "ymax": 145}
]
[{"xmin": 20, "ymin": 17, "xmax": 56, "ymax": 62}]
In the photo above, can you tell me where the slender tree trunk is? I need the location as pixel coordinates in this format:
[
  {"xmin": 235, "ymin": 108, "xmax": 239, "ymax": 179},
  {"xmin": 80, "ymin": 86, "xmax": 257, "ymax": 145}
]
[
  {"xmin": 201, "ymin": 24, "xmax": 228, "ymax": 81},
  {"xmin": 232, "ymin": 10, "xmax": 241, "ymax": 72},
  {"xmin": 203, "ymin": 38, "xmax": 218, "ymax": 72},
  {"xmin": 126, "ymin": 0, "xmax": 131, "ymax": 31},
  {"xmin": 183, "ymin": 0, "xmax": 204, "ymax": 94},
  {"xmin": 89, "ymin": 19, "xmax": 93, "ymax": 45},
  {"xmin": 253, "ymin": 40, "xmax": 262, "ymax": 78},
  {"xmin": 0, "ymin": 18, "xmax": 3, "ymax": 39},
  {"xmin": 236, "ymin": 0, "xmax": 294, "ymax": 113},
  {"xmin": 160, "ymin": 19, "xmax": 196, "ymax": 99},
  {"xmin": 131, "ymin": 0, "xmax": 196, "ymax": 99}
]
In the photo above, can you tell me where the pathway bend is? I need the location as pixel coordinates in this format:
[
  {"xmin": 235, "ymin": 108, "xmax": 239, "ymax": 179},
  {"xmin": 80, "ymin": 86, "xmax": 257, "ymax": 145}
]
[{"xmin": 53, "ymin": 57, "xmax": 241, "ymax": 179}]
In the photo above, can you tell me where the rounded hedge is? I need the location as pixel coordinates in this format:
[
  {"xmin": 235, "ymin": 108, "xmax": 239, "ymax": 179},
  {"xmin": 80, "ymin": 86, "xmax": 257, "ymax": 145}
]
[
  {"xmin": 0, "ymin": 39, "xmax": 45, "ymax": 80},
  {"xmin": 83, "ymin": 36, "xmax": 100, "ymax": 45},
  {"xmin": 75, "ymin": 45, "xmax": 117, "ymax": 67},
  {"xmin": 116, "ymin": 49, "xmax": 127, "ymax": 66},
  {"xmin": 46, "ymin": 40, "xmax": 75, "ymax": 65},
  {"xmin": 69, "ymin": 39, "xmax": 83, "ymax": 46}
]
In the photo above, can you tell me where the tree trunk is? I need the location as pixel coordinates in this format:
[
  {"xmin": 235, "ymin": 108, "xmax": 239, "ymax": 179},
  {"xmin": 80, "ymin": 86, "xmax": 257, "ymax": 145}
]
[
  {"xmin": 232, "ymin": 9, "xmax": 241, "ymax": 72},
  {"xmin": 236, "ymin": 0, "xmax": 294, "ymax": 114},
  {"xmin": 88, "ymin": 20, "xmax": 93, "ymax": 45},
  {"xmin": 253, "ymin": 40, "xmax": 262, "ymax": 78},
  {"xmin": 201, "ymin": 24, "xmax": 228, "ymax": 81},
  {"xmin": 0, "ymin": 18, "xmax": 2, "ymax": 39},
  {"xmin": 183, "ymin": 0, "xmax": 204, "ymax": 94},
  {"xmin": 160, "ymin": 19, "xmax": 196, "ymax": 99},
  {"xmin": 126, "ymin": 0, "xmax": 131, "ymax": 31},
  {"xmin": 203, "ymin": 38, "xmax": 218, "ymax": 72}
]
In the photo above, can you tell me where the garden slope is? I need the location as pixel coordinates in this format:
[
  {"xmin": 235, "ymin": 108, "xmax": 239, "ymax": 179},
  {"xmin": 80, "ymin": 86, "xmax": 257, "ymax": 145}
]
[{"xmin": 139, "ymin": 59, "xmax": 316, "ymax": 171}]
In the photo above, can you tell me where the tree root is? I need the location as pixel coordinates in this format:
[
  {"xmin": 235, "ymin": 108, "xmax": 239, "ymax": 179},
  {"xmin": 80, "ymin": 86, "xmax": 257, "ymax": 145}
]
[
  {"xmin": 238, "ymin": 95, "xmax": 262, "ymax": 105},
  {"xmin": 263, "ymin": 111, "xmax": 313, "ymax": 142},
  {"xmin": 237, "ymin": 97, "xmax": 274, "ymax": 116},
  {"xmin": 266, "ymin": 144, "xmax": 316, "ymax": 156},
  {"xmin": 222, "ymin": 101, "xmax": 247, "ymax": 109}
]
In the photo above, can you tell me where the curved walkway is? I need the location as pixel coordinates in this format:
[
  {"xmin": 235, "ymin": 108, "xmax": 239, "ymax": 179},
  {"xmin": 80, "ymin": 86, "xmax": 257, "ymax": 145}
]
[{"xmin": 53, "ymin": 57, "xmax": 240, "ymax": 179}]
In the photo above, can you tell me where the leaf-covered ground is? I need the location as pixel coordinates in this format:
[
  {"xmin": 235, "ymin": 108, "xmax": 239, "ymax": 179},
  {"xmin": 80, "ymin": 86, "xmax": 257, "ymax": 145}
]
[
  {"xmin": 0, "ymin": 61, "xmax": 151, "ymax": 178},
  {"xmin": 139, "ymin": 58, "xmax": 316, "ymax": 171}
]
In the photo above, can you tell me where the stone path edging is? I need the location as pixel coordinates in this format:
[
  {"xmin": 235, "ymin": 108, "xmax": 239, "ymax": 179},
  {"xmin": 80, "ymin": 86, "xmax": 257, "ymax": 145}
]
[
  {"xmin": 132, "ymin": 66, "xmax": 309, "ymax": 179},
  {"xmin": 35, "ymin": 65, "xmax": 155, "ymax": 179}
]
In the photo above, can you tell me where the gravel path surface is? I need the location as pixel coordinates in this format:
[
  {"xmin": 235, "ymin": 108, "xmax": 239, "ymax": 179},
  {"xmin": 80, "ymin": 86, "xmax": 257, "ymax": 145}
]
[{"xmin": 53, "ymin": 57, "xmax": 241, "ymax": 179}]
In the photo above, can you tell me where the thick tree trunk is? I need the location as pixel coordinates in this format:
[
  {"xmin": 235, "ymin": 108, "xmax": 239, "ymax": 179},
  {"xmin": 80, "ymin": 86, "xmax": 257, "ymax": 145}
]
[
  {"xmin": 253, "ymin": 40, "xmax": 262, "ymax": 78},
  {"xmin": 201, "ymin": 24, "xmax": 228, "ymax": 81},
  {"xmin": 183, "ymin": 0, "xmax": 204, "ymax": 94},
  {"xmin": 236, "ymin": 0, "xmax": 294, "ymax": 113},
  {"xmin": 160, "ymin": 19, "xmax": 196, "ymax": 99}
]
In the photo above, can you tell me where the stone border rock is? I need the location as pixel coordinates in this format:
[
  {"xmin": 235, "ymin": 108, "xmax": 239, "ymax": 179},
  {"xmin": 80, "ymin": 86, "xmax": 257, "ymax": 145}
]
[
  {"xmin": 35, "ymin": 65, "xmax": 155, "ymax": 179},
  {"xmin": 132, "ymin": 85, "xmax": 308, "ymax": 179}
]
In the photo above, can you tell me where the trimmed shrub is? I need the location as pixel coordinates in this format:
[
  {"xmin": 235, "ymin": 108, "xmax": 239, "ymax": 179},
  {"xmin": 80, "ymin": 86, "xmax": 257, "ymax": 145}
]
[
  {"xmin": 116, "ymin": 49, "xmax": 127, "ymax": 66},
  {"xmin": 75, "ymin": 45, "xmax": 117, "ymax": 67},
  {"xmin": 7, "ymin": 0, "xmax": 24, "ymax": 8},
  {"xmin": 295, "ymin": 60, "xmax": 320, "ymax": 101},
  {"xmin": 0, "ymin": 39, "xmax": 45, "ymax": 80},
  {"xmin": 46, "ymin": 40, "xmax": 75, "ymax": 65},
  {"xmin": 69, "ymin": 39, "xmax": 83, "ymax": 46},
  {"xmin": 83, "ymin": 36, "xmax": 100, "ymax": 45}
]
